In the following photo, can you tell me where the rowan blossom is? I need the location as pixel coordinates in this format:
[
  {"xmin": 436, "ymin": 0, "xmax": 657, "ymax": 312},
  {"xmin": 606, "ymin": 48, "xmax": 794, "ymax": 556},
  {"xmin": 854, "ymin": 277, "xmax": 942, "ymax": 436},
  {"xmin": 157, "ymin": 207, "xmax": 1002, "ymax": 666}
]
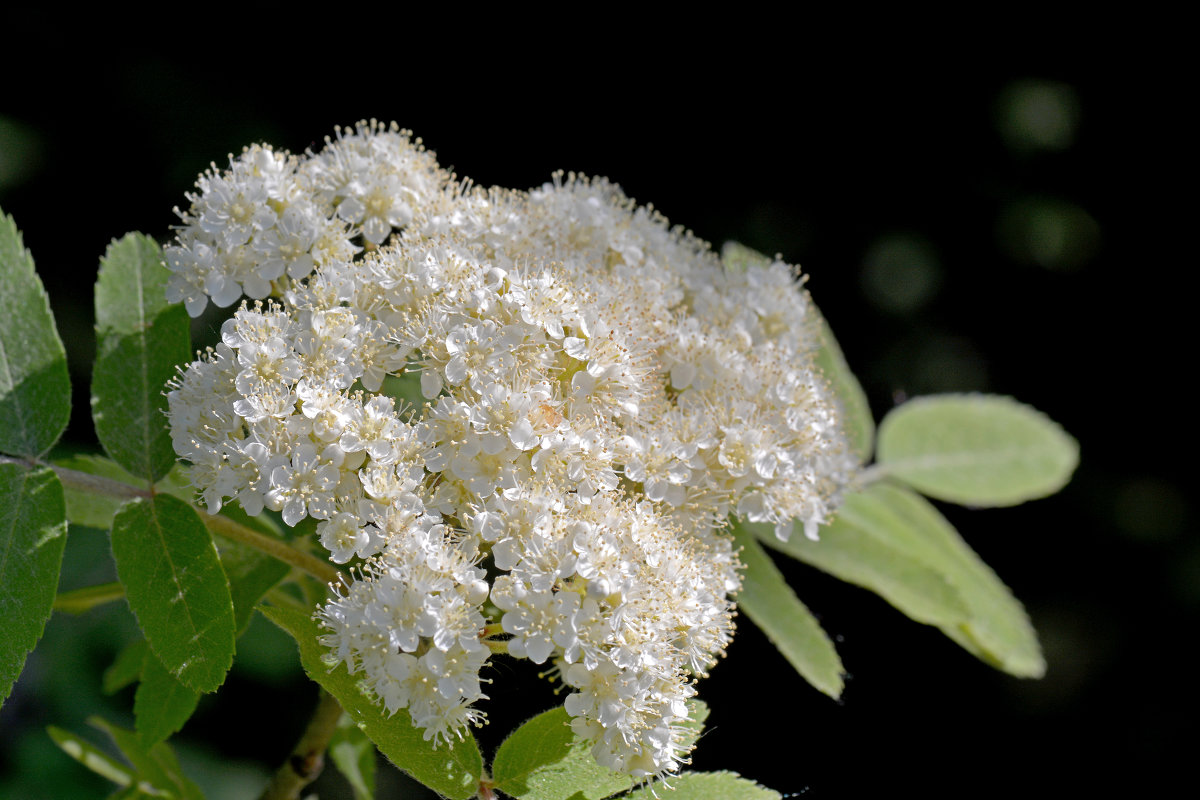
[{"xmin": 165, "ymin": 122, "xmax": 857, "ymax": 779}]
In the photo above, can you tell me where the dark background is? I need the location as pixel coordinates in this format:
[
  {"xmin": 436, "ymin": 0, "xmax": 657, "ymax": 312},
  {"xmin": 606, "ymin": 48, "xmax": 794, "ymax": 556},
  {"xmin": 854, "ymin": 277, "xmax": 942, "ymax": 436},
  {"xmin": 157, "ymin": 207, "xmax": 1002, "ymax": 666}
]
[{"xmin": 1, "ymin": 39, "xmax": 1189, "ymax": 798}]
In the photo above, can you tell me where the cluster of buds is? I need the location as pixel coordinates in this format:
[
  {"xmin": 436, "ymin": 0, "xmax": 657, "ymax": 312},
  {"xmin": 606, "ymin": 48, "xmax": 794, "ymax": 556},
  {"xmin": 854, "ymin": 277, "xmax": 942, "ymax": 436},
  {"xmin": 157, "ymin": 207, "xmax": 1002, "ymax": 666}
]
[{"xmin": 166, "ymin": 121, "xmax": 856, "ymax": 778}]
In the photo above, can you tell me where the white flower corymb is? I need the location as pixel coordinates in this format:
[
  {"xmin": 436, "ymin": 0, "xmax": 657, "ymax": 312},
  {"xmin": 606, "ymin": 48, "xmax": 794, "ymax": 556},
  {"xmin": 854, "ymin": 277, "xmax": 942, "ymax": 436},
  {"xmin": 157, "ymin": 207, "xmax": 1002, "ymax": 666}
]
[{"xmin": 166, "ymin": 122, "xmax": 857, "ymax": 778}]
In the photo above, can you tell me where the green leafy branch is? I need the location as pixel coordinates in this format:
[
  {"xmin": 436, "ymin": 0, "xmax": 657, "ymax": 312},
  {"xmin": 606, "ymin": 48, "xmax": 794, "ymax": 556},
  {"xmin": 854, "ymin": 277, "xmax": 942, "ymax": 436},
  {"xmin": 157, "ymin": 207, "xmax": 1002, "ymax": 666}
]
[
  {"xmin": 0, "ymin": 209, "xmax": 1078, "ymax": 800},
  {"xmin": 724, "ymin": 242, "xmax": 1079, "ymax": 698},
  {"xmin": 0, "ymin": 214, "xmax": 345, "ymax": 798}
]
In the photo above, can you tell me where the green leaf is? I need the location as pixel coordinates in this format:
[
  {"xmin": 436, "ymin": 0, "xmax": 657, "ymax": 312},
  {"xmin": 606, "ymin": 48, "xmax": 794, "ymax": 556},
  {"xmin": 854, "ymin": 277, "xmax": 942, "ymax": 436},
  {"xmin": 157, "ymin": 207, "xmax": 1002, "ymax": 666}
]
[
  {"xmin": 812, "ymin": 305, "xmax": 874, "ymax": 463},
  {"xmin": 860, "ymin": 484, "xmax": 1044, "ymax": 677},
  {"xmin": 0, "ymin": 210, "xmax": 71, "ymax": 457},
  {"xmin": 491, "ymin": 705, "xmax": 632, "ymax": 800},
  {"xmin": 0, "ymin": 463, "xmax": 68, "ymax": 705},
  {"xmin": 90, "ymin": 716, "xmax": 205, "ymax": 800},
  {"xmin": 721, "ymin": 240, "xmax": 874, "ymax": 462},
  {"xmin": 48, "ymin": 725, "xmax": 137, "ymax": 789},
  {"xmin": 875, "ymin": 394, "xmax": 1078, "ymax": 507},
  {"xmin": 220, "ymin": 542, "xmax": 290, "ymax": 636},
  {"xmin": 720, "ymin": 240, "xmax": 771, "ymax": 273},
  {"xmin": 205, "ymin": 488, "xmax": 290, "ymax": 637},
  {"xmin": 379, "ymin": 370, "xmax": 427, "ymax": 412},
  {"xmin": 103, "ymin": 639, "xmax": 149, "ymax": 695},
  {"xmin": 759, "ymin": 484, "xmax": 1043, "ymax": 677},
  {"xmin": 260, "ymin": 604, "xmax": 483, "ymax": 800},
  {"xmin": 111, "ymin": 495, "xmax": 235, "ymax": 693},
  {"xmin": 92, "ymin": 234, "xmax": 191, "ymax": 482},
  {"xmin": 730, "ymin": 524, "xmax": 844, "ymax": 698},
  {"xmin": 135, "ymin": 649, "xmax": 201, "ymax": 747},
  {"xmin": 755, "ymin": 492, "xmax": 970, "ymax": 630},
  {"xmin": 108, "ymin": 786, "xmax": 157, "ymax": 799},
  {"xmin": 329, "ymin": 713, "xmax": 377, "ymax": 800},
  {"xmin": 625, "ymin": 772, "xmax": 782, "ymax": 800}
]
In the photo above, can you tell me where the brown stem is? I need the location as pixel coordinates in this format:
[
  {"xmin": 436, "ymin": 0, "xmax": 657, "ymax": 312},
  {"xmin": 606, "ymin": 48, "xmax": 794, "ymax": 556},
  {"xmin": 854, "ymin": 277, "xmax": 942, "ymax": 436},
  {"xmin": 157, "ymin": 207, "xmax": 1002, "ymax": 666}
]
[
  {"xmin": 17, "ymin": 453, "xmax": 342, "ymax": 587},
  {"xmin": 0, "ymin": 455, "xmax": 151, "ymax": 499},
  {"xmin": 202, "ymin": 512, "xmax": 342, "ymax": 586},
  {"xmin": 258, "ymin": 689, "xmax": 344, "ymax": 800}
]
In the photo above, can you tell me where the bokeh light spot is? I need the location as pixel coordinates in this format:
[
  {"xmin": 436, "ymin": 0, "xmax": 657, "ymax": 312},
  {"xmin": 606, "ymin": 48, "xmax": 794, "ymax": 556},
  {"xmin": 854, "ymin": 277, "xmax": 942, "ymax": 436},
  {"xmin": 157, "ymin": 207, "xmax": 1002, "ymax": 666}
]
[
  {"xmin": 0, "ymin": 115, "xmax": 44, "ymax": 191},
  {"xmin": 998, "ymin": 197, "xmax": 1101, "ymax": 271},
  {"xmin": 860, "ymin": 233, "xmax": 942, "ymax": 313},
  {"xmin": 997, "ymin": 80, "xmax": 1080, "ymax": 152}
]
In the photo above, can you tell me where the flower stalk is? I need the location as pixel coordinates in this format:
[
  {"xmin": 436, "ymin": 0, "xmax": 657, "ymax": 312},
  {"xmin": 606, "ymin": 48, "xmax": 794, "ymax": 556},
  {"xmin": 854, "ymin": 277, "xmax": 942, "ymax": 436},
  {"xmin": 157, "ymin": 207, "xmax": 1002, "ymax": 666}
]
[
  {"xmin": 1, "ymin": 454, "xmax": 343, "ymax": 587},
  {"xmin": 202, "ymin": 511, "xmax": 341, "ymax": 586}
]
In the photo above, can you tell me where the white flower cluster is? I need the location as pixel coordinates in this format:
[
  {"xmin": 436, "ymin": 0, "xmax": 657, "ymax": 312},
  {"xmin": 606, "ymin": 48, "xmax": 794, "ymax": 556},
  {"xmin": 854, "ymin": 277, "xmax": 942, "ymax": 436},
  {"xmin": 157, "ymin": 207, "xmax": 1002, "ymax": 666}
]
[{"xmin": 166, "ymin": 121, "xmax": 857, "ymax": 778}]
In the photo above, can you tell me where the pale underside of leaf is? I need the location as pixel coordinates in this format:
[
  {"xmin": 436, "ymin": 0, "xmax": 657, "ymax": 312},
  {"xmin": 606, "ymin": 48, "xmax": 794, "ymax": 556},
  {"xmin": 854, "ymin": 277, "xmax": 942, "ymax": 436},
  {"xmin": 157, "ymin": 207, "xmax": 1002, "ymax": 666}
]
[
  {"xmin": 625, "ymin": 771, "xmax": 783, "ymax": 800},
  {"xmin": 730, "ymin": 523, "xmax": 844, "ymax": 698},
  {"xmin": 876, "ymin": 393, "xmax": 1078, "ymax": 506},
  {"xmin": 757, "ymin": 483, "xmax": 1043, "ymax": 678}
]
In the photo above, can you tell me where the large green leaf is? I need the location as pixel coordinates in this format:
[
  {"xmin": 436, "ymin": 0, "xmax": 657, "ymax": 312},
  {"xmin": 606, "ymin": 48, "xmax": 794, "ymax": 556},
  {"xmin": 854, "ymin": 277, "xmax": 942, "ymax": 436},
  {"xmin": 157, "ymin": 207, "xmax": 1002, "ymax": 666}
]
[
  {"xmin": 625, "ymin": 771, "xmax": 782, "ymax": 800},
  {"xmin": 756, "ymin": 494, "xmax": 969, "ymax": 630},
  {"xmin": 730, "ymin": 524, "xmax": 844, "ymax": 698},
  {"xmin": 329, "ymin": 713, "xmax": 377, "ymax": 800},
  {"xmin": 759, "ymin": 484, "xmax": 1043, "ymax": 677},
  {"xmin": 92, "ymin": 234, "xmax": 191, "ymax": 482},
  {"xmin": 721, "ymin": 241, "xmax": 874, "ymax": 462},
  {"xmin": 0, "ymin": 463, "xmax": 68, "ymax": 705},
  {"xmin": 135, "ymin": 649, "xmax": 201, "ymax": 747},
  {"xmin": 491, "ymin": 705, "xmax": 632, "ymax": 800},
  {"xmin": 260, "ymin": 604, "xmax": 483, "ymax": 800},
  {"xmin": 0, "ymin": 210, "xmax": 70, "ymax": 457},
  {"xmin": 111, "ymin": 495, "xmax": 235, "ymax": 693},
  {"xmin": 859, "ymin": 484, "xmax": 1044, "ymax": 676},
  {"xmin": 876, "ymin": 394, "xmax": 1078, "ymax": 507}
]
